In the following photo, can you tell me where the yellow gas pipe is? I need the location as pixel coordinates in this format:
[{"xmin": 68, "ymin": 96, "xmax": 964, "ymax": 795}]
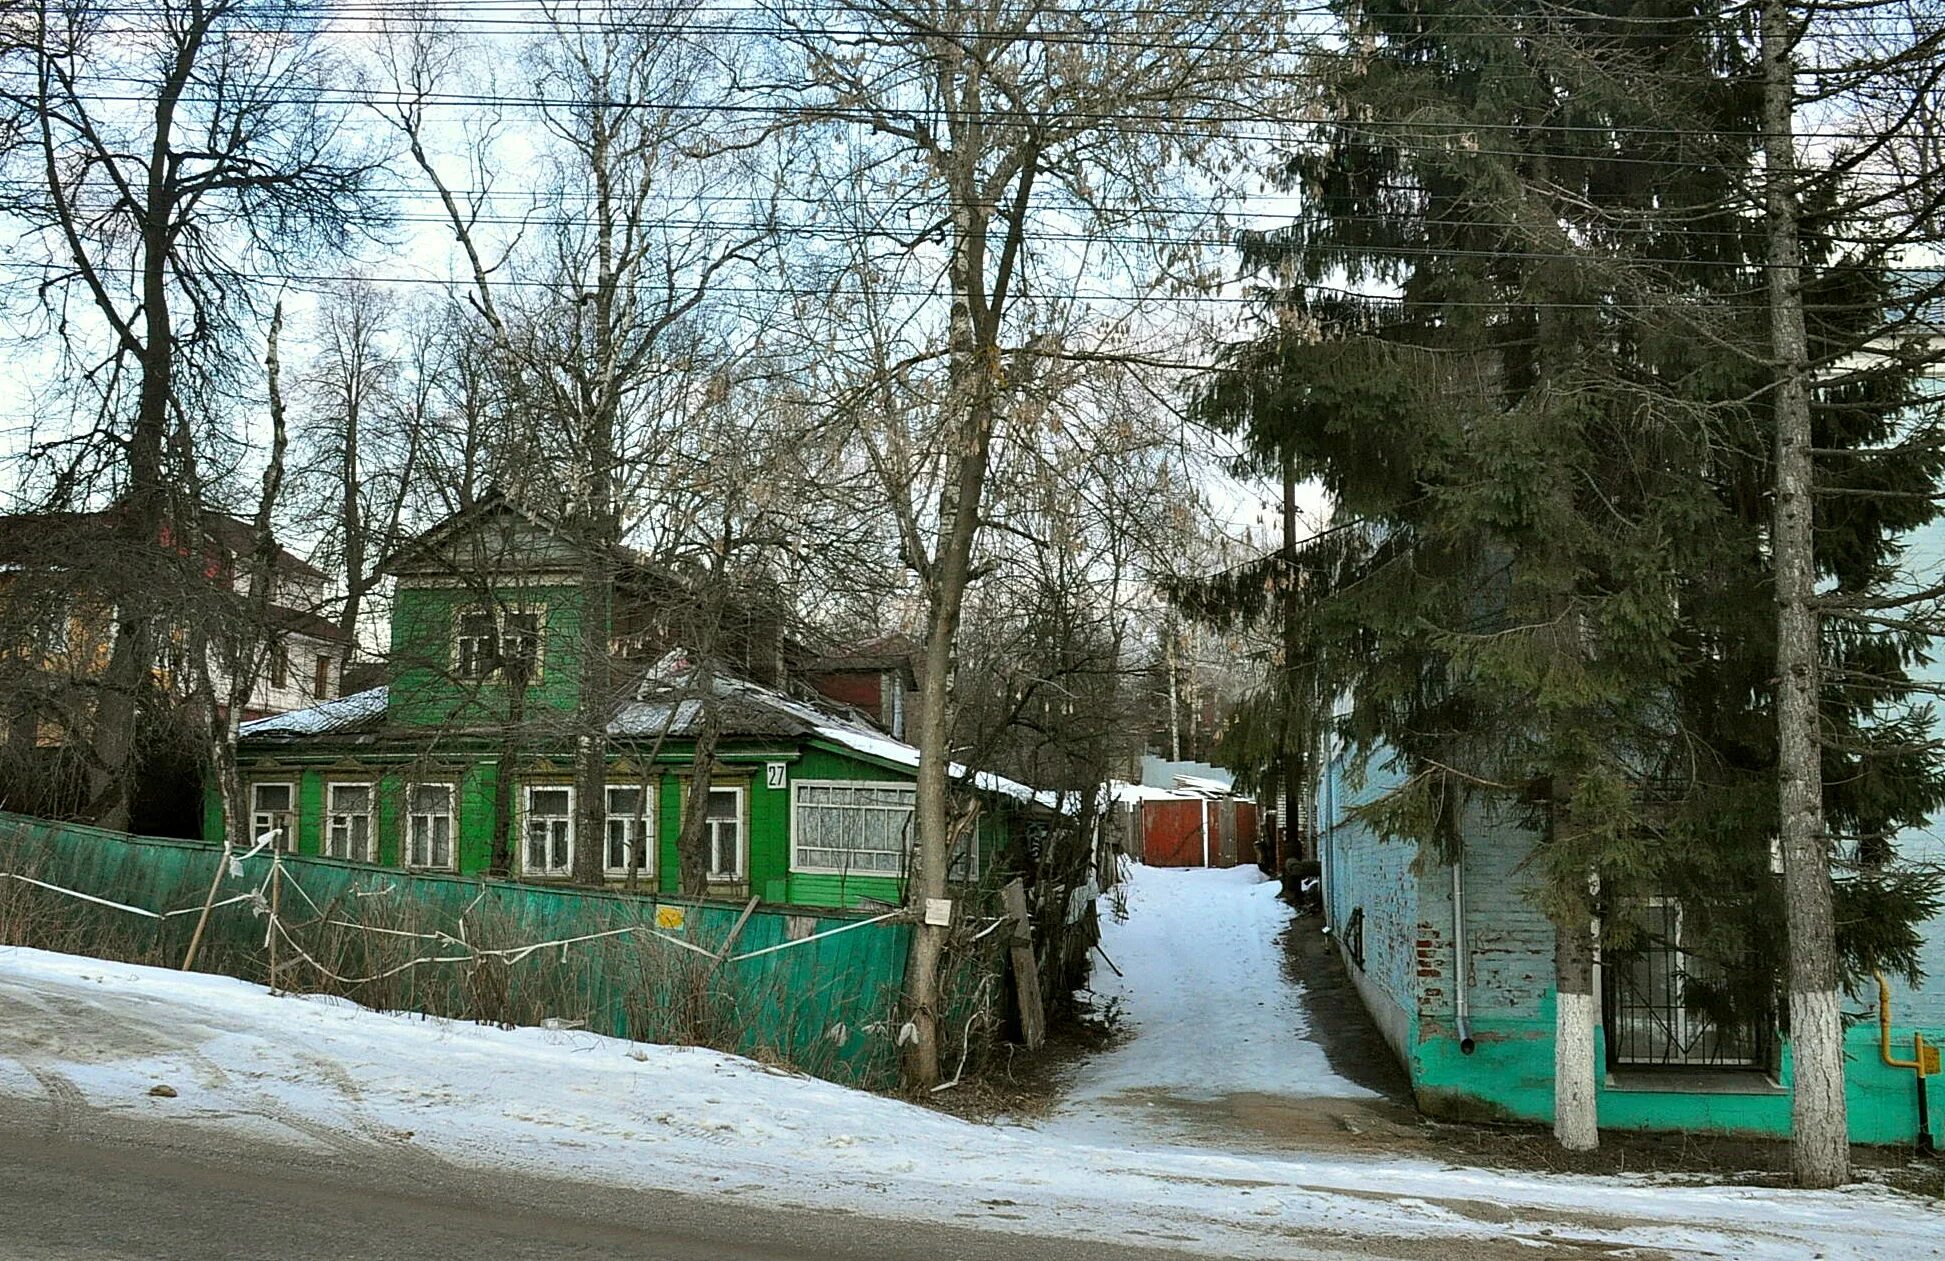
[{"xmin": 1874, "ymin": 972, "xmax": 1937, "ymax": 1154}]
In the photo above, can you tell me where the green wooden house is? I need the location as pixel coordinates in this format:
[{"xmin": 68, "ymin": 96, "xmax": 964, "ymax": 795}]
[{"xmin": 209, "ymin": 494, "xmax": 1047, "ymax": 910}]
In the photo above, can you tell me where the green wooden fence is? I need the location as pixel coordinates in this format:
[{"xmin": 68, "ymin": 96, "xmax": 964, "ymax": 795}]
[{"xmin": 0, "ymin": 811, "xmax": 928, "ymax": 1087}]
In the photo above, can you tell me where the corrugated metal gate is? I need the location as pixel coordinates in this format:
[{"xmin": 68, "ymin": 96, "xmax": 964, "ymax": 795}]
[{"xmin": 1137, "ymin": 799, "xmax": 1258, "ymax": 868}]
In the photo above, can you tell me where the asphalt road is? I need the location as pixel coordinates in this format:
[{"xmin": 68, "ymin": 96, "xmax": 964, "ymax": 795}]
[{"xmin": 0, "ymin": 1103, "xmax": 1255, "ymax": 1261}]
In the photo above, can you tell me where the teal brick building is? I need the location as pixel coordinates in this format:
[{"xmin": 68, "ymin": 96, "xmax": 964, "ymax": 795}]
[{"xmin": 1319, "ymin": 735, "xmax": 1945, "ymax": 1146}]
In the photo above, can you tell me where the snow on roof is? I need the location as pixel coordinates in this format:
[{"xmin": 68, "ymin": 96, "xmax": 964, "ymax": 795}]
[
  {"xmin": 708, "ymin": 673, "xmax": 1065, "ymax": 813},
  {"xmin": 235, "ymin": 666, "xmax": 1066, "ymax": 813},
  {"xmin": 239, "ymin": 686, "xmax": 387, "ymax": 739},
  {"xmin": 1109, "ymin": 780, "xmax": 1195, "ymax": 804}
]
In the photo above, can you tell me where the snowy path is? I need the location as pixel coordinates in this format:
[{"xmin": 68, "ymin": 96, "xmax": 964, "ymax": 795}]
[
  {"xmin": 1046, "ymin": 865, "xmax": 1378, "ymax": 1148},
  {"xmin": 2, "ymin": 946, "xmax": 1941, "ymax": 1259}
]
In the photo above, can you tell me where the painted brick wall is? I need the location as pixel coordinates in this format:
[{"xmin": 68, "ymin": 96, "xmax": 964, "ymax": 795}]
[
  {"xmin": 1427, "ymin": 799, "xmax": 1555, "ymax": 1024},
  {"xmin": 1319, "ymin": 744, "xmax": 1421, "ymax": 1061}
]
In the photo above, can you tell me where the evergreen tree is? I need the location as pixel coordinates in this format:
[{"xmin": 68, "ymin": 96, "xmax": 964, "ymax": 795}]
[{"xmin": 1178, "ymin": 0, "xmax": 1944, "ymax": 1154}]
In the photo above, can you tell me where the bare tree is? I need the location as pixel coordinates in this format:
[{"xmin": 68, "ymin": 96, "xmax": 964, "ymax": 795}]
[
  {"xmin": 770, "ymin": 0, "xmax": 1294, "ymax": 1085},
  {"xmin": 376, "ymin": 0, "xmax": 778, "ymax": 885},
  {"xmin": 0, "ymin": 0, "xmax": 379, "ymax": 827}
]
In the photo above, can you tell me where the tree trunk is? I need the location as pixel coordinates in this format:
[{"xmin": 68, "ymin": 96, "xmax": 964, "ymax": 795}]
[
  {"xmin": 571, "ymin": 537, "xmax": 613, "ymax": 886},
  {"xmin": 1762, "ymin": 0, "xmax": 1849, "ymax": 1188},
  {"xmin": 676, "ymin": 677, "xmax": 722, "ymax": 898},
  {"xmin": 1552, "ymin": 906, "xmax": 1599, "ymax": 1152},
  {"xmin": 490, "ymin": 661, "xmax": 528, "ymax": 877},
  {"xmin": 1280, "ymin": 450, "xmax": 1301, "ymax": 867}
]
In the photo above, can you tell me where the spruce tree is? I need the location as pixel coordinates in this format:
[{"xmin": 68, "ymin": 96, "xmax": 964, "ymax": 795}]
[{"xmin": 1179, "ymin": 0, "xmax": 1944, "ymax": 1156}]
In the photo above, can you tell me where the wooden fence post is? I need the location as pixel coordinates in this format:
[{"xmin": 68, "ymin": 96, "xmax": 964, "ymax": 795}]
[{"xmin": 1001, "ymin": 878, "xmax": 1045, "ymax": 1051}]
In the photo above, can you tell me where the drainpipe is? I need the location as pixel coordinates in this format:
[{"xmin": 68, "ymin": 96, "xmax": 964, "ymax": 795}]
[
  {"xmin": 1200, "ymin": 797, "xmax": 1211, "ymax": 868},
  {"xmin": 1452, "ymin": 857, "xmax": 1475, "ymax": 1055}
]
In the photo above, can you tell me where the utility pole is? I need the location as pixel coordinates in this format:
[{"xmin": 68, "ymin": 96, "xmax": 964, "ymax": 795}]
[
  {"xmin": 1280, "ymin": 450, "xmax": 1302, "ymax": 867},
  {"xmin": 1762, "ymin": 0, "xmax": 1850, "ymax": 1188}
]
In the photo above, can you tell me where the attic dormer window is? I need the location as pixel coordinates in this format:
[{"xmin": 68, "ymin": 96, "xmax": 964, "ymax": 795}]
[
  {"xmin": 455, "ymin": 605, "xmax": 545, "ymax": 683},
  {"xmin": 456, "ymin": 609, "xmax": 496, "ymax": 680}
]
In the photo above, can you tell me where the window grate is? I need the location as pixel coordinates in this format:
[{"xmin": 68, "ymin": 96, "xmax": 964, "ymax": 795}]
[{"xmin": 1602, "ymin": 899, "xmax": 1773, "ymax": 1070}]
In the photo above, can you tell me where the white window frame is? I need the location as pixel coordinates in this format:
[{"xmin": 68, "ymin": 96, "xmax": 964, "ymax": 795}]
[
  {"xmin": 705, "ymin": 784, "xmax": 746, "ymax": 882},
  {"xmin": 524, "ymin": 783, "xmax": 575, "ymax": 877},
  {"xmin": 324, "ymin": 781, "xmax": 375, "ymax": 863},
  {"xmin": 791, "ymin": 780, "xmax": 916, "ymax": 878},
  {"xmin": 604, "ymin": 783, "xmax": 654, "ymax": 878},
  {"xmin": 405, "ymin": 781, "xmax": 458, "ymax": 872},
  {"xmin": 498, "ymin": 607, "xmax": 544, "ymax": 680},
  {"xmin": 452, "ymin": 604, "xmax": 547, "ymax": 683},
  {"xmin": 454, "ymin": 607, "xmax": 496, "ymax": 680},
  {"xmin": 789, "ymin": 780, "xmax": 977, "ymax": 881},
  {"xmin": 250, "ymin": 781, "xmax": 296, "ymax": 852}
]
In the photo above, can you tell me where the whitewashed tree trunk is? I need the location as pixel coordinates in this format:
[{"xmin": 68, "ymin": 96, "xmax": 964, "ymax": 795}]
[
  {"xmin": 1762, "ymin": 0, "xmax": 1850, "ymax": 1189},
  {"xmin": 1553, "ymin": 913, "xmax": 1599, "ymax": 1152}
]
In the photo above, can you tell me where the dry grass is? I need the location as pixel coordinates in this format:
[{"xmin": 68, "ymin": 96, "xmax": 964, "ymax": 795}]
[{"xmin": 0, "ymin": 837, "xmax": 1008, "ymax": 1091}]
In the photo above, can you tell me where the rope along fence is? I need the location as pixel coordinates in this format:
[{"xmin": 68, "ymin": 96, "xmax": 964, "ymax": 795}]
[{"xmin": 0, "ymin": 812, "xmax": 1006, "ymax": 1088}]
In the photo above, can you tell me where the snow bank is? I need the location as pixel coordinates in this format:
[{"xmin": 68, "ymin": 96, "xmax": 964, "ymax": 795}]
[{"xmin": 1, "ymin": 944, "xmax": 1938, "ymax": 1259}]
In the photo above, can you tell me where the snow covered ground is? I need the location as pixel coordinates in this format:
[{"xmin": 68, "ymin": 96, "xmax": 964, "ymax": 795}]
[{"xmin": 1, "ymin": 866, "xmax": 1942, "ymax": 1259}]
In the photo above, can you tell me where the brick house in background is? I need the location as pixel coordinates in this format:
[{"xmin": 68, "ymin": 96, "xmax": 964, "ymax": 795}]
[{"xmin": 0, "ymin": 506, "xmax": 350, "ymax": 831}]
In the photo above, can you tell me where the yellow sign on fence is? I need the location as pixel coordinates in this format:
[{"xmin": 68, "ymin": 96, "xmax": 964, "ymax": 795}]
[{"xmin": 654, "ymin": 905, "xmax": 686, "ymax": 931}]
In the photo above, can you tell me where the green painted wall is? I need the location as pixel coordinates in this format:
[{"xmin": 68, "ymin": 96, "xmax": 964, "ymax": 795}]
[
  {"xmin": 221, "ymin": 735, "xmax": 1014, "ymax": 912},
  {"xmin": 1408, "ymin": 1004, "xmax": 1943, "ymax": 1147},
  {"xmin": 389, "ymin": 582, "xmax": 589, "ymax": 728}
]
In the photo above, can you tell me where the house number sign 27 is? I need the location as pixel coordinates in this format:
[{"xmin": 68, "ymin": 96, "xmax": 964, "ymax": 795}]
[{"xmin": 765, "ymin": 762, "xmax": 787, "ymax": 789}]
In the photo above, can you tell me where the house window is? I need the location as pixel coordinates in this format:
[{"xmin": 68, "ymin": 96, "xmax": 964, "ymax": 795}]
[
  {"xmin": 501, "ymin": 610, "xmax": 540, "ymax": 678},
  {"xmin": 605, "ymin": 784, "xmax": 652, "ymax": 877},
  {"xmin": 250, "ymin": 782, "xmax": 295, "ymax": 851},
  {"xmin": 455, "ymin": 610, "xmax": 495, "ymax": 680},
  {"xmin": 706, "ymin": 786, "xmax": 745, "ymax": 882},
  {"xmin": 455, "ymin": 606, "xmax": 544, "ymax": 683},
  {"xmin": 525, "ymin": 785, "xmax": 574, "ymax": 876},
  {"xmin": 793, "ymin": 782, "xmax": 915, "ymax": 876},
  {"xmin": 324, "ymin": 782, "xmax": 374, "ymax": 863},
  {"xmin": 33, "ymin": 598, "xmax": 72, "ymax": 658},
  {"xmin": 1603, "ymin": 897, "xmax": 1772, "ymax": 1070},
  {"xmin": 406, "ymin": 783, "xmax": 456, "ymax": 870},
  {"xmin": 269, "ymin": 638, "xmax": 288, "ymax": 688},
  {"xmin": 314, "ymin": 654, "xmax": 334, "ymax": 701},
  {"xmin": 790, "ymin": 780, "xmax": 976, "ymax": 880}
]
